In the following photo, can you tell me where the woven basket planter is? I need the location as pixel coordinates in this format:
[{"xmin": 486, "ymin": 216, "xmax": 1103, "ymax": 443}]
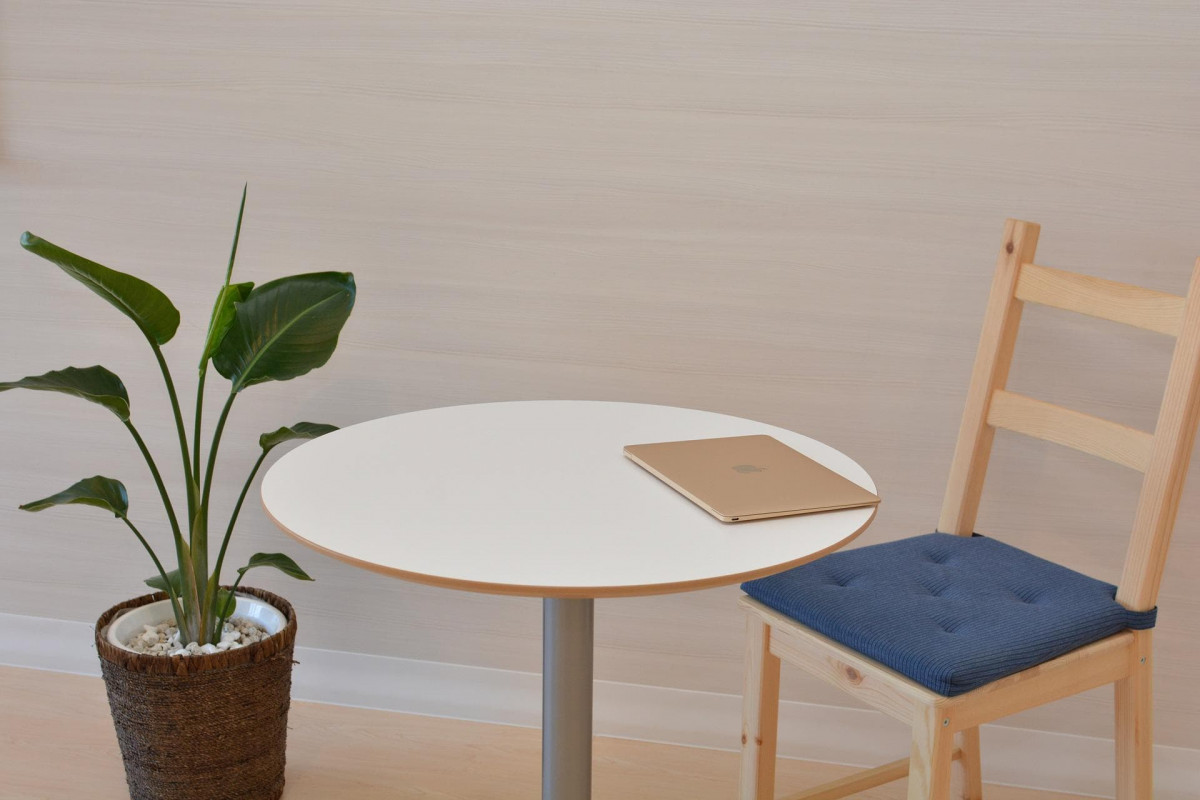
[{"xmin": 94, "ymin": 587, "xmax": 298, "ymax": 800}]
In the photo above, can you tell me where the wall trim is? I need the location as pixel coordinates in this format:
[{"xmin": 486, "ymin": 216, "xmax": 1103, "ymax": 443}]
[{"xmin": 2, "ymin": 611, "xmax": 1196, "ymax": 799}]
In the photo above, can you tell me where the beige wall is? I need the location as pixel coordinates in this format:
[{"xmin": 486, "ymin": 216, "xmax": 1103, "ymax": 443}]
[{"xmin": 2, "ymin": 0, "xmax": 1198, "ymax": 749}]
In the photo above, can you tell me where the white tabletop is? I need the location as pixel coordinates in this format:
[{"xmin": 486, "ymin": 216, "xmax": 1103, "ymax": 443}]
[{"xmin": 261, "ymin": 401, "xmax": 877, "ymax": 598}]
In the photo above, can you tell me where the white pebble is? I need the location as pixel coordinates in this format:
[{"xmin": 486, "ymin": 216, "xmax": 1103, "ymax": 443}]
[{"xmin": 124, "ymin": 617, "xmax": 268, "ymax": 656}]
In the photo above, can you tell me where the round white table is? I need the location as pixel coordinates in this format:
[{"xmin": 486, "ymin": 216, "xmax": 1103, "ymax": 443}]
[{"xmin": 261, "ymin": 401, "xmax": 877, "ymax": 800}]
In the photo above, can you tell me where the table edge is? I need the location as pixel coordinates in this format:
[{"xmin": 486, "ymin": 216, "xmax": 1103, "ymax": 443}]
[{"xmin": 262, "ymin": 499, "xmax": 878, "ymax": 599}]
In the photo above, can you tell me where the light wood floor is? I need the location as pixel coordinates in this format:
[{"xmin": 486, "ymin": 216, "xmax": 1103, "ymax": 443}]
[{"xmin": 1, "ymin": 665, "xmax": 1091, "ymax": 799}]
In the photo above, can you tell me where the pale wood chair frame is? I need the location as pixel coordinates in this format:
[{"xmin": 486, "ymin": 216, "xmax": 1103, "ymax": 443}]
[{"xmin": 740, "ymin": 219, "xmax": 1200, "ymax": 800}]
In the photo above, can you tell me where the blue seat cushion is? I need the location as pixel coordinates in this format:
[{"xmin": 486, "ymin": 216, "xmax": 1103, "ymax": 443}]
[{"xmin": 741, "ymin": 532, "xmax": 1155, "ymax": 697}]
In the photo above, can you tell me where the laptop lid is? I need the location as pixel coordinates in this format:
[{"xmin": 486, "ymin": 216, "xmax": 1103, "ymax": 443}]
[{"xmin": 623, "ymin": 434, "xmax": 879, "ymax": 522}]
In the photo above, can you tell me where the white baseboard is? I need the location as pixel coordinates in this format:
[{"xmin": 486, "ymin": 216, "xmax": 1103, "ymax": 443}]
[{"xmin": 2, "ymin": 611, "xmax": 1196, "ymax": 799}]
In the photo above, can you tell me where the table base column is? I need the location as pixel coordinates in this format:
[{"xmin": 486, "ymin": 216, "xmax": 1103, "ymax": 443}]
[{"xmin": 542, "ymin": 597, "xmax": 594, "ymax": 800}]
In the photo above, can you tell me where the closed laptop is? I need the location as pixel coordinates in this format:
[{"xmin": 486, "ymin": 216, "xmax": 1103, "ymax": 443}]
[{"xmin": 624, "ymin": 434, "xmax": 879, "ymax": 522}]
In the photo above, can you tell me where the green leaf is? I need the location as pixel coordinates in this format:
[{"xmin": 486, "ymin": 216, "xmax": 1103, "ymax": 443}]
[
  {"xmin": 199, "ymin": 281, "xmax": 254, "ymax": 368},
  {"xmin": 214, "ymin": 588, "xmax": 237, "ymax": 621},
  {"xmin": 20, "ymin": 476, "xmax": 129, "ymax": 518},
  {"xmin": 0, "ymin": 366, "xmax": 131, "ymax": 420},
  {"xmin": 20, "ymin": 233, "xmax": 181, "ymax": 345},
  {"xmin": 224, "ymin": 184, "xmax": 248, "ymax": 286},
  {"xmin": 212, "ymin": 272, "xmax": 355, "ymax": 392},
  {"xmin": 259, "ymin": 422, "xmax": 339, "ymax": 455},
  {"xmin": 145, "ymin": 569, "xmax": 183, "ymax": 596},
  {"xmin": 237, "ymin": 552, "xmax": 314, "ymax": 581}
]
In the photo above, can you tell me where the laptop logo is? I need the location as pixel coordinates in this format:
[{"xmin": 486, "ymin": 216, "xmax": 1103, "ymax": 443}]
[{"xmin": 732, "ymin": 464, "xmax": 766, "ymax": 474}]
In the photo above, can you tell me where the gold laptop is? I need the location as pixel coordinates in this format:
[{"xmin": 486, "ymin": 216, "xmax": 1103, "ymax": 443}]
[{"xmin": 623, "ymin": 434, "xmax": 879, "ymax": 522}]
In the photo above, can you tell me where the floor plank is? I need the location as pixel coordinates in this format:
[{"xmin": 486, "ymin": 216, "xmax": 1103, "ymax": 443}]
[{"xmin": 0, "ymin": 665, "xmax": 1090, "ymax": 799}]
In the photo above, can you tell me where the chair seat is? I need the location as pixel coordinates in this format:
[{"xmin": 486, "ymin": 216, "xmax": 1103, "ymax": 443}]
[{"xmin": 741, "ymin": 533, "xmax": 1156, "ymax": 697}]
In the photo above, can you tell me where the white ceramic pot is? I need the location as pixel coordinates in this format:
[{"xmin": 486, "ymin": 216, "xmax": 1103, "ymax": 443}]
[{"xmin": 104, "ymin": 592, "xmax": 287, "ymax": 651}]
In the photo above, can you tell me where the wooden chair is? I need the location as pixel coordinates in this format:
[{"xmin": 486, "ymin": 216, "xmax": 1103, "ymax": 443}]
[{"xmin": 739, "ymin": 219, "xmax": 1200, "ymax": 800}]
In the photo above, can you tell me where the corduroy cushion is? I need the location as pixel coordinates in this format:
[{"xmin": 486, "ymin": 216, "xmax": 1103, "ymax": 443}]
[{"xmin": 741, "ymin": 533, "xmax": 1155, "ymax": 697}]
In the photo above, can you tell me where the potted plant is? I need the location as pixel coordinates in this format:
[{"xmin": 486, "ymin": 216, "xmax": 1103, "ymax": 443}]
[{"xmin": 0, "ymin": 188, "xmax": 355, "ymax": 800}]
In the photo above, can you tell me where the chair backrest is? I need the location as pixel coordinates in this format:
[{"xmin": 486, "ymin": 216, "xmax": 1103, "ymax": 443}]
[{"xmin": 937, "ymin": 219, "xmax": 1200, "ymax": 612}]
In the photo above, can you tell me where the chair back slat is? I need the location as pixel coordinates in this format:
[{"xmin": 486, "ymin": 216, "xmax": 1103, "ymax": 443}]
[
  {"xmin": 1119, "ymin": 258, "xmax": 1200, "ymax": 610},
  {"xmin": 938, "ymin": 220, "xmax": 1039, "ymax": 536},
  {"xmin": 987, "ymin": 390, "xmax": 1153, "ymax": 472},
  {"xmin": 1016, "ymin": 262, "xmax": 1186, "ymax": 337},
  {"xmin": 939, "ymin": 220, "xmax": 1200, "ymax": 611}
]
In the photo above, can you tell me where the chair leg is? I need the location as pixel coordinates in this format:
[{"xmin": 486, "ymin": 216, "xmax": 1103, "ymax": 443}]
[
  {"xmin": 956, "ymin": 728, "xmax": 983, "ymax": 800},
  {"xmin": 1115, "ymin": 631, "xmax": 1153, "ymax": 799},
  {"xmin": 740, "ymin": 616, "xmax": 781, "ymax": 800},
  {"xmin": 908, "ymin": 706, "xmax": 953, "ymax": 800}
]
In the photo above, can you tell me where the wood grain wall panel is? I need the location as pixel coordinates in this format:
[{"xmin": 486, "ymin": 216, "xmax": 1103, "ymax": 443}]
[{"xmin": 1, "ymin": 0, "xmax": 1198, "ymax": 748}]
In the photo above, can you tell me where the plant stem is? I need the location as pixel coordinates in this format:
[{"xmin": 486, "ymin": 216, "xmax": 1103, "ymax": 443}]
[
  {"xmin": 122, "ymin": 420, "xmax": 184, "ymax": 544},
  {"xmin": 206, "ymin": 449, "xmax": 267, "ymax": 621},
  {"xmin": 196, "ymin": 391, "xmax": 237, "ymax": 636},
  {"xmin": 150, "ymin": 342, "xmax": 197, "ymax": 524},
  {"xmin": 123, "ymin": 418, "xmax": 201, "ymax": 641},
  {"xmin": 192, "ymin": 369, "xmax": 206, "ymax": 489},
  {"xmin": 121, "ymin": 517, "xmax": 187, "ymax": 636},
  {"xmin": 200, "ymin": 392, "xmax": 237, "ymax": 516}
]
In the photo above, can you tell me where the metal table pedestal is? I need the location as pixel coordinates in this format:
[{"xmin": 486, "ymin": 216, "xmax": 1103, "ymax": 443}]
[{"xmin": 542, "ymin": 597, "xmax": 594, "ymax": 800}]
